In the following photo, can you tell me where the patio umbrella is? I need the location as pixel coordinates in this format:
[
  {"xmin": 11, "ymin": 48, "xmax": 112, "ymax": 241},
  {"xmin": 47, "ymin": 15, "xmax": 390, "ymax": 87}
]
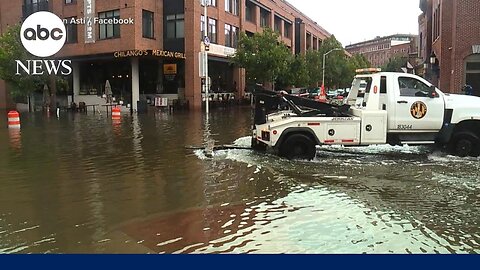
[
  {"xmin": 43, "ymin": 84, "xmax": 50, "ymax": 107},
  {"xmin": 105, "ymin": 80, "xmax": 113, "ymax": 103}
]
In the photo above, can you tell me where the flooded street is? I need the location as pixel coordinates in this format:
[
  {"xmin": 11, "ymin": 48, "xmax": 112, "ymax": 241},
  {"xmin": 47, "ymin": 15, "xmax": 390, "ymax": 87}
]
[{"xmin": 0, "ymin": 108, "xmax": 479, "ymax": 254}]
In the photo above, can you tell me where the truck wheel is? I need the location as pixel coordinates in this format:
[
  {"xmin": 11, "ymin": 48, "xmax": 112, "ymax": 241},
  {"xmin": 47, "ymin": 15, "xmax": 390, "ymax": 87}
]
[
  {"xmin": 450, "ymin": 132, "xmax": 480, "ymax": 157},
  {"xmin": 251, "ymin": 137, "xmax": 266, "ymax": 152},
  {"xmin": 279, "ymin": 134, "xmax": 316, "ymax": 160}
]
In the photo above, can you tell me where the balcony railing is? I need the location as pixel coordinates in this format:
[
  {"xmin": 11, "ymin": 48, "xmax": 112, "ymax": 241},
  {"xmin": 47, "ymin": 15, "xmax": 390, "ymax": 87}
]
[{"xmin": 22, "ymin": 1, "xmax": 50, "ymax": 19}]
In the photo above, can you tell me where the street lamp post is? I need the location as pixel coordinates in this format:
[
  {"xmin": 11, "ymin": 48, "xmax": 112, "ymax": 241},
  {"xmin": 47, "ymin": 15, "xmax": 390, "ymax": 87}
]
[
  {"xmin": 203, "ymin": 0, "xmax": 210, "ymax": 114},
  {"xmin": 322, "ymin": 48, "xmax": 342, "ymax": 91}
]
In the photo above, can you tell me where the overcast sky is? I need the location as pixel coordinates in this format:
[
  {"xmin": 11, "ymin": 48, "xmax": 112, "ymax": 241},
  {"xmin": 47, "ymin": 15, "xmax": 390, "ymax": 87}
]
[{"xmin": 286, "ymin": 0, "xmax": 422, "ymax": 46}]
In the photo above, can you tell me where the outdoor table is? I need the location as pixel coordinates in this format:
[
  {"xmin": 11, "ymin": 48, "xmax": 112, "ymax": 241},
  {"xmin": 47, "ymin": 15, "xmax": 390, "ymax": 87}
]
[{"xmin": 85, "ymin": 104, "xmax": 100, "ymax": 114}]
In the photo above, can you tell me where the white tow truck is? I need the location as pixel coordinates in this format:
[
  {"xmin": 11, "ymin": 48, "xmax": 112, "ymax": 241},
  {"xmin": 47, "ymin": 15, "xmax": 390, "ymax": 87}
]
[{"xmin": 252, "ymin": 69, "xmax": 480, "ymax": 159}]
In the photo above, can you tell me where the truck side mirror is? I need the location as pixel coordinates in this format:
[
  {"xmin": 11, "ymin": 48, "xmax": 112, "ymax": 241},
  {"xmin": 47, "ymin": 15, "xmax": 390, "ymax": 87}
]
[{"xmin": 428, "ymin": 85, "xmax": 437, "ymax": 98}]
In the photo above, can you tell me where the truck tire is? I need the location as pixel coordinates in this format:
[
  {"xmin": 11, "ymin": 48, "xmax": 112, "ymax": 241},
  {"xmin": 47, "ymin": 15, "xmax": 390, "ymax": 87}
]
[
  {"xmin": 449, "ymin": 132, "xmax": 480, "ymax": 157},
  {"xmin": 251, "ymin": 137, "xmax": 266, "ymax": 152},
  {"xmin": 279, "ymin": 134, "xmax": 316, "ymax": 160}
]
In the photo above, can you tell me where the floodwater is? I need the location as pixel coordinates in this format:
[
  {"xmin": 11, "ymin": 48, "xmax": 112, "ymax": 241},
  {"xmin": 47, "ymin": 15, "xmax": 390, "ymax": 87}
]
[{"xmin": 0, "ymin": 108, "xmax": 479, "ymax": 254}]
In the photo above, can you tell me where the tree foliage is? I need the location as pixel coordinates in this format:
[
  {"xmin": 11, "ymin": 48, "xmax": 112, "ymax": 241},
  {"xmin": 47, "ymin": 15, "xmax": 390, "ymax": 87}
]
[
  {"xmin": 382, "ymin": 55, "xmax": 408, "ymax": 72},
  {"xmin": 0, "ymin": 24, "xmax": 69, "ymax": 109},
  {"xmin": 232, "ymin": 28, "xmax": 291, "ymax": 87},
  {"xmin": 278, "ymin": 54, "xmax": 308, "ymax": 88},
  {"xmin": 0, "ymin": 24, "xmax": 47, "ymax": 98},
  {"xmin": 305, "ymin": 50, "xmax": 322, "ymax": 87},
  {"xmin": 233, "ymin": 32, "xmax": 372, "ymax": 90}
]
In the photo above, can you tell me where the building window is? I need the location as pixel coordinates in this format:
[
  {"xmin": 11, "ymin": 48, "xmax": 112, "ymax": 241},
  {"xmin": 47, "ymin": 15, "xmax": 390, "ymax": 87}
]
[
  {"xmin": 65, "ymin": 0, "xmax": 76, "ymax": 4},
  {"xmin": 201, "ymin": 0, "xmax": 216, "ymax": 7},
  {"xmin": 167, "ymin": 14, "xmax": 184, "ymax": 39},
  {"xmin": 274, "ymin": 17, "xmax": 282, "ymax": 35},
  {"xmin": 225, "ymin": 24, "xmax": 238, "ymax": 48},
  {"xmin": 225, "ymin": 0, "xmax": 238, "ymax": 15},
  {"xmin": 23, "ymin": 0, "xmax": 49, "ymax": 18},
  {"xmin": 306, "ymin": 32, "xmax": 311, "ymax": 50},
  {"xmin": 208, "ymin": 18, "xmax": 217, "ymax": 43},
  {"xmin": 260, "ymin": 9, "xmax": 270, "ymax": 28},
  {"xmin": 142, "ymin": 10, "xmax": 154, "ymax": 39},
  {"xmin": 284, "ymin": 22, "xmax": 291, "ymax": 39},
  {"xmin": 245, "ymin": 0, "xmax": 255, "ymax": 23},
  {"xmin": 232, "ymin": 25, "xmax": 238, "ymax": 48},
  {"xmin": 64, "ymin": 17, "xmax": 77, "ymax": 43},
  {"xmin": 99, "ymin": 10, "xmax": 120, "ymax": 39},
  {"xmin": 225, "ymin": 24, "xmax": 231, "ymax": 47},
  {"xmin": 433, "ymin": 4, "xmax": 440, "ymax": 41},
  {"xmin": 201, "ymin": 16, "xmax": 217, "ymax": 43}
]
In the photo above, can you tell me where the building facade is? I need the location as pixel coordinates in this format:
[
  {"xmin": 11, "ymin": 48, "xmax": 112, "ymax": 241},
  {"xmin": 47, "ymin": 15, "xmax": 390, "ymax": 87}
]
[
  {"xmin": 0, "ymin": 0, "xmax": 330, "ymax": 110},
  {"xmin": 419, "ymin": 0, "xmax": 480, "ymax": 95},
  {"xmin": 345, "ymin": 34, "xmax": 418, "ymax": 68}
]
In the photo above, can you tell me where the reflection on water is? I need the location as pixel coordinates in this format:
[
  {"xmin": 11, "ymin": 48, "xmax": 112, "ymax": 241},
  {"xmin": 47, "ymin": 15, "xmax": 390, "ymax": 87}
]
[{"xmin": 0, "ymin": 108, "xmax": 479, "ymax": 253}]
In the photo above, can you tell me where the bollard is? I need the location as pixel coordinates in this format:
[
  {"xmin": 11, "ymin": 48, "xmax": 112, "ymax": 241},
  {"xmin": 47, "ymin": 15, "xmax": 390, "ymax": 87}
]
[
  {"xmin": 7, "ymin": 111, "xmax": 21, "ymax": 129},
  {"xmin": 112, "ymin": 106, "xmax": 121, "ymax": 121}
]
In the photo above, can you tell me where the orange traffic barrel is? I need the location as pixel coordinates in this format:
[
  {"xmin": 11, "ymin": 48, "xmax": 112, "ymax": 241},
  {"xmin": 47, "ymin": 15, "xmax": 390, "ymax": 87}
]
[
  {"xmin": 7, "ymin": 111, "xmax": 21, "ymax": 128},
  {"xmin": 9, "ymin": 128, "xmax": 21, "ymax": 150},
  {"xmin": 112, "ymin": 106, "xmax": 121, "ymax": 120}
]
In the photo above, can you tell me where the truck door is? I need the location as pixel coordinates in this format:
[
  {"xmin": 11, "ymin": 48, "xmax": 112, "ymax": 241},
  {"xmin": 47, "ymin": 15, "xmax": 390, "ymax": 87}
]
[{"xmin": 393, "ymin": 75, "xmax": 444, "ymax": 131}]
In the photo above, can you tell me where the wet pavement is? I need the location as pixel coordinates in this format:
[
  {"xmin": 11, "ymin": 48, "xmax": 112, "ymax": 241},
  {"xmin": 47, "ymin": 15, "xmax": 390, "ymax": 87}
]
[{"xmin": 0, "ymin": 108, "xmax": 479, "ymax": 253}]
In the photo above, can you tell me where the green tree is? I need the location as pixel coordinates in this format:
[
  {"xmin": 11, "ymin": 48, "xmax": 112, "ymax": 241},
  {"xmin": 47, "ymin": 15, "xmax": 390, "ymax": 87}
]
[
  {"xmin": 277, "ymin": 54, "xmax": 308, "ymax": 88},
  {"xmin": 0, "ymin": 24, "xmax": 46, "ymax": 98},
  {"xmin": 350, "ymin": 54, "xmax": 370, "ymax": 70},
  {"xmin": 305, "ymin": 50, "xmax": 323, "ymax": 87},
  {"xmin": 342, "ymin": 54, "xmax": 371, "ymax": 88},
  {"xmin": 232, "ymin": 28, "xmax": 291, "ymax": 89},
  {"xmin": 382, "ymin": 55, "xmax": 407, "ymax": 72},
  {"xmin": 0, "ymin": 24, "xmax": 65, "ymax": 111},
  {"xmin": 319, "ymin": 36, "xmax": 348, "ymax": 89}
]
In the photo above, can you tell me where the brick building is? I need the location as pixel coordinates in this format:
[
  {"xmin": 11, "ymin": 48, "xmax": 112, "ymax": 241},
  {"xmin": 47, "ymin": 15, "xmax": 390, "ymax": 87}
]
[
  {"xmin": 345, "ymin": 34, "xmax": 418, "ymax": 68},
  {"xmin": 418, "ymin": 0, "xmax": 480, "ymax": 95},
  {"xmin": 0, "ymin": 0, "xmax": 330, "ymax": 110}
]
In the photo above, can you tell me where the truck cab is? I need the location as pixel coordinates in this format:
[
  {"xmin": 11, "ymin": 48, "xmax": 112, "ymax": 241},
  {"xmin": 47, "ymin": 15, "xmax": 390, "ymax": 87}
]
[{"xmin": 252, "ymin": 70, "xmax": 480, "ymax": 159}]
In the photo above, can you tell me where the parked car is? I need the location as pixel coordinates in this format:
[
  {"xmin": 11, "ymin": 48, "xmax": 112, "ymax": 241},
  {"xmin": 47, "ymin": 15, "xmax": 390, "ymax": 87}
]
[
  {"xmin": 307, "ymin": 87, "xmax": 321, "ymax": 99},
  {"xmin": 326, "ymin": 89, "xmax": 338, "ymax": 99},
  {"xmin": 290, "ymin": 88, "xmax": 309, "ymax": 98}
]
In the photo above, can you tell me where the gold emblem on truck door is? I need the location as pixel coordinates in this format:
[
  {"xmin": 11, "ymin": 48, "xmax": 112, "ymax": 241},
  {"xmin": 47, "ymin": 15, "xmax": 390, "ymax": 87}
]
[{"xmin": 410, "ymin": 101, "xmax": 427, "ymax": 119}]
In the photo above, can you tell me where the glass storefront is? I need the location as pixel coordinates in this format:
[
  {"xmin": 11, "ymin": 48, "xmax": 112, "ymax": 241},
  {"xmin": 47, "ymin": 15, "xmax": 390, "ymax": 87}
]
[{"xmin": 74, "ymin": 56, "xmax": 186, "ymax": 105}]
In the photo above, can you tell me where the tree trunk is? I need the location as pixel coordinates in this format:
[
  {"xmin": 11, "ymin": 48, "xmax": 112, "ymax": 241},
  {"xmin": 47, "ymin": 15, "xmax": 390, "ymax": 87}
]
[{"xmin": 49, "ymin": 75, "xmax": 57, "ymax": 113}]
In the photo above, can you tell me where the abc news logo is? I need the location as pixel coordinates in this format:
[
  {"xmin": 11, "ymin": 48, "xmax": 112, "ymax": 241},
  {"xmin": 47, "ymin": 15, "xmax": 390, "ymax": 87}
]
[
  {"xmin": 16, "ymin": 12, "xmax": 72, "ymax": 76},
  {"xmin": 23, "ymin": 25, "xmax": 64, "ymax": 41}
]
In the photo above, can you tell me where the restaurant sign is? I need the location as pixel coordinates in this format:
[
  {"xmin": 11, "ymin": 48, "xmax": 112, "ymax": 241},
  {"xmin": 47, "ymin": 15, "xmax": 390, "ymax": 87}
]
[
  {"xmin": 163, "ymin": 64, "xmax": 177, "ymax": 75},
  {"xmin": 207, "ymin": 44, "xmax": 236, "ymax": 57},
  {"xmin": 114, "ymin": 50, "xmax": 186, "ymax": 59}
]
